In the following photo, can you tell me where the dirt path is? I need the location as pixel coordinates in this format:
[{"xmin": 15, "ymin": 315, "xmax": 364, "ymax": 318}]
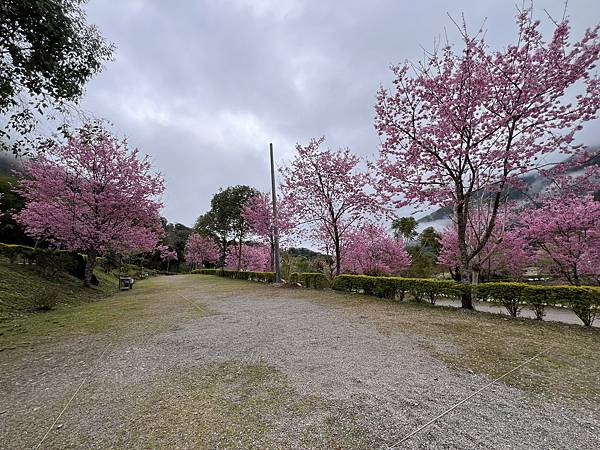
[{"xmin": 1, "ymin": 275, "xmax": 598, "ymax": 449}]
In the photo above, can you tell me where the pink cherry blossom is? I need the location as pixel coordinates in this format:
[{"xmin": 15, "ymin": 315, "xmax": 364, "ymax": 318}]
[
  {"xmin": 341, "ymin": 223, "xmax": 411, "ymax": 275},
  {"xmin": 225, "ymin": 243, "xmax": 270, "ymax": 272},
  {"xmin": 184, "ymin": 233, "xmax": 220, "ymax": 269},
  {"xmin": 438, "ymin": 212, "xmax": 534, "ymax": 281},
  {"xmin": 374, "ymin": 7, "xmax": 600, "ymax": 306},
  {"xmin": 518, "ymin": 170, "xmax": 600, "ymax": 285},
  {"xmin": 15, "ymin": 130, "xmax": 165, "ymax": 285},
  {"xmin": 158, "ymin": 245, "xmax": 178, "ymax": 262},
  {"xmin": 242, "ymin": 192, "xmax": 294, "ymax": 269},
  {"xmin": 280, "ymin": 137, "xmax": 384, "ymax": 275}
]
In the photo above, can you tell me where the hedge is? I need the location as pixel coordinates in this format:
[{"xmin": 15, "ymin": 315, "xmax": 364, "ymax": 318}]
[
  {"xmin": 0, "ymin": 243, "xmax": 80, "ymax": 275},
  {"xmin": 289, "ymin": 272, "xmax": 329, "ymax": 289},
  {"xmin": 475, "ymin": 282, "xmax": 530, "ymax": 318},
  {"xmin": 191, "ymin": 268, "xmax": 276, "ymax": 283},
  {"xmin": 332, "ymin": 274, "xmax": 600, "ymax": 326},
  {"xmin": 192, "ymin": 269, "xmax": 329, "ymax": 288},
  {"xmin": 332, "ymin": 274, "xmax": 464, "ymax": 304}
]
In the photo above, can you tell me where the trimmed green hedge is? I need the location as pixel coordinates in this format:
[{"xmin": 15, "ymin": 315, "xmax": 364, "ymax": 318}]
[
  {"xmin": 478, "ymin": 282, "xmax": 600, "ymax": 326},
  {"xmin": 475, "ymin": 282, "xmax": 530, "ymax": 318},
  {"xmin": 191, "ymin": 268, "xmax": 218, "ymax": 275},
  {"xmin": 191, "ymin": 268, "xmax": 275, "ymax": 283},
  {"xmin": 289, "ymin": 272, "xmax": 329, "ymax": 289},
  {"xmin": 332, "ymin": 274, "xmax": 600, "ymax": 327},
  {"xmin": 332, "ymin": 274, "xmax": 464, "ymax": 304}
]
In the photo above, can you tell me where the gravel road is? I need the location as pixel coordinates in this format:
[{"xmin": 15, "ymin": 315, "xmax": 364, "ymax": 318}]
[{"xmin": 1, "ymin": 275, "xmax": 598, "ymax": 449}]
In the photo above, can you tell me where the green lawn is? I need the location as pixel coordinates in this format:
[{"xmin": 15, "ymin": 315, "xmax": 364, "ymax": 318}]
[{"xmin": 0, "ymin": 267, "xmax": 207, "ymax": 349}]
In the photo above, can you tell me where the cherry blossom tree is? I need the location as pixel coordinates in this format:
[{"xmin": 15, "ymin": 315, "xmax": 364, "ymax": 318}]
[
  {"xmin": 158, "ymin": 245, "xmax": 178, "ymax": 272},
  {"xmin": 438, "ymin": 214, "xmax": 534, "ymax": 282},
  {"xmin": 225, "ymin": 243, "xmax": 270, "ymax": 272},
  {"xmin": 341, "ymin": 223, "xmax": 411, "ymax": 275},
  {"xmin": 280, "ymin": 137, "xmax": 382, "ymax": 275},
  {"xmin": 184, "ymin": 233, "xmax": 220, "ymax": 269},
  {"xmin": 242, "ymin": 192, "xmax": 294, "ymax": 270},
  {"xmin": 519, "ymin": 169, "xmax": 600, "ymax": 285},
  {"xmin": 374, "ymin": 8, "xmax": 600, "ymax": 307},
  {"xmin": 15, "ymin": 128, "xmax": 164, "ymax": 285}
]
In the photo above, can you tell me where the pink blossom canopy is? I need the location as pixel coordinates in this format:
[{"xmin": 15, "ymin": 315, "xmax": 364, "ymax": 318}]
[{"xmin": 15, "ymin": 133, "xmax": 165, "ymax": 257}]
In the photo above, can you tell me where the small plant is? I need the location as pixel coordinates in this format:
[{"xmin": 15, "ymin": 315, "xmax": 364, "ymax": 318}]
[
  {"xmin": 289, "ymin": 272, "xmax": 329, "ymax": 289},
  {"xmin": 30, "ymin": 289, "xmax": 60, "ymax": 312},
  {"xmin": 475, "ymin": 283, "xmax": 528, "ymax": 318}
]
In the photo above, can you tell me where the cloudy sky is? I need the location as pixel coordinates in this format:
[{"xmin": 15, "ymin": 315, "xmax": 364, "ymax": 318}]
[{"xmin": 80, "ymin": 0, "xmax": 600, "ymax": 227}]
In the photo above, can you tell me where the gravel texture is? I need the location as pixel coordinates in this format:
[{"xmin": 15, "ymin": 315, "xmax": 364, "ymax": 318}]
[{"xmin": 0, "ymin": 275, "xmax": 598, "ymax": 449}]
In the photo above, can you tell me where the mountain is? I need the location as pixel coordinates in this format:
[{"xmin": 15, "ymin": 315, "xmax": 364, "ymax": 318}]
[{"xmin": 417, "ymin": 148, "xmax": 600, "ymax": 230}]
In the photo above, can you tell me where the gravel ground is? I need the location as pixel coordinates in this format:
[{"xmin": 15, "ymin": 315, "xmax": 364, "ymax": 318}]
[{"xmin": 1, "ymin": 275, "xmax": 598, "ymax": 449}]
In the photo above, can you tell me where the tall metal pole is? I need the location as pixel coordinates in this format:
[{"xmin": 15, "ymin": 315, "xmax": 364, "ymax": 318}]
[{"xmin": 270, "ymin": 143, "xmax": 282, "ymax": 283}]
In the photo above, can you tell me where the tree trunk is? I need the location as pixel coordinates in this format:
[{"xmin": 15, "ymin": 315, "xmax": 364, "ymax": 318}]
[
  {"xmin": 333, "ymin": 229, "xmax": 341, "ymax": 276},
  {"xmin": 220, "ymin": 239, "xmax": 227, "ymax": 268},
  {"xmin": 236, "ymin": 239, "xmax": 242, "ymax": 271},
  {"xmin": 460, "ymin": 267, "xmax": 473, "ymax": 309},
  {"xmin": 269, "ymin": 235, "xmax": 275, "ymax": 272},
  {"xmin": 84, "ymin": 250, "xmax": 97, "ymax": 287}
]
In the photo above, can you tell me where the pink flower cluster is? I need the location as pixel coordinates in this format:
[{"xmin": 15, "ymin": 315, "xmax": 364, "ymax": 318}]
[
  {"xmin": 15, "ymin": 134, "xmax": 165, "ymax": 257},
  {"xmin": 226, "ymin": 244, "xmax": 270, "ymax": 272},
  {"xmin": 184, "ymin": 233, "xmax": 220, "ymax": 268},
  {"xmin": 341, "ymin": 223, "xmax": 411, "ymax": 275}
]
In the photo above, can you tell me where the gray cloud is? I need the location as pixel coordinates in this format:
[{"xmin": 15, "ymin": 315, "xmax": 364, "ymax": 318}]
[{"xmin": 80, "ymin": 0, "xmax": 600, "ymax": 226}]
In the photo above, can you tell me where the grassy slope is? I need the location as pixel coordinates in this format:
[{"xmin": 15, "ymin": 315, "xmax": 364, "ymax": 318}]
[
  {"xmin": 0, "ymin": 260, "xmax": 117, "ymax": 316},
  {"xmin": 0, "ymin": 260, "xmax": 122, "ymax": 343},
  {"xmin": 0, "ymin": 271, "xmax": 207, "ymax": 349}
]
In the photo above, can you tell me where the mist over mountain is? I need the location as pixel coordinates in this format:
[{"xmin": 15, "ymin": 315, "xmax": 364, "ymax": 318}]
[{"xmin": 417, "ymin": 147, "xmax": 600, "ymax": 230}]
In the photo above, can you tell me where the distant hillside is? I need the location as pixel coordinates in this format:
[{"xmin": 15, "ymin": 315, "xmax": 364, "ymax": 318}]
[
  {"xmin": 0, "ymin": 153, "xmax": 21, "ymax": 175},
  {"xmin": 417, "ymin": 148, "xmax": 600, "ymax": 229},
  {"xmin": 0, "ymin": 154, "xmax": 30, "ymax": 244}
]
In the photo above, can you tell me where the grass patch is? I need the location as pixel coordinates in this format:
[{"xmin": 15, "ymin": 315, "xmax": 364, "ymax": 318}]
[
  {"xmin": 0, "ymin": 273, "xmax": 208, "ymax": 348},
  {"xmin": 0, "ymin": 260, "xmax": 118, "ymax": 318},
  {"xmin": 318, "ymin": 291, "xmax": 600, "ymax": 404}
]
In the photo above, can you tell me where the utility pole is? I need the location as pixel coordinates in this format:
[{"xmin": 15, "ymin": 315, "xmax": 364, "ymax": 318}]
[{"xmin": 270, "ymin": 143, "xmax": 282, "ymax": 283}]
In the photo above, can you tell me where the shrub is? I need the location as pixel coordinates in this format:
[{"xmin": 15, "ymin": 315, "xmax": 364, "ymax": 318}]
[
  {"xmin": 521, "ymin": 285, "xmax": 557, "ymax": 320},
  {"xmin": 192, "ymin": 268, "xmax": 275, "ymax": 283},
  {"xmin": 289, "ymin": 272, "xmax": 329, "ymax": 289},
  {"xmin": 0, "ymin": 243, "xmax": 79, "ymax": 276},
  {"xmin": 476, "ymin": 283, "xmax": 600, "ymax": 326},
  {"xmin": 475, "ymin": 282, "xmax": 529, "ymax": 317},
  {"xmin": 332, "ymin": 274, "xmax": 464, "ymax": 303},
  {"xmin": 30, "ymin": 289, "xmax": 60, "ymax": 311},
  {"xmin": 545, "ymin": 285, "xmax": 600, "ymax": 327},
  {"xmin": 0, "ymin": 243, "xmax": 34, "ymax": 263}
]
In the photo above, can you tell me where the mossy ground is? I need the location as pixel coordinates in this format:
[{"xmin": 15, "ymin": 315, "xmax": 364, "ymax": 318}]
[{"xmin": 0, "ymin": 261, "xmax": 207, "ymax": 348}]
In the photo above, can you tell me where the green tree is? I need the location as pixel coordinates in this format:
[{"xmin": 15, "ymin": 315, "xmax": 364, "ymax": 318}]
[
  {"xmin": 0, "ymin": 156, "xmax": 32, "ymax": 245},
  {"xmin": 164, "ymin": 221, "xmax": 192, "ymax": 265},
  {"xmin": 195, "ymin": 185, "xmax": 259, "ymax": 268},
  {"xmin": 1, "ymin": 0, "xmax": 114, "ymax": 155},
  {"xmin": 392, "ymin": 217, "xmax": 417, "ymax": 240},
  {"xmin": 418, "ymin": 226, "xmax": 441, "ymax": 254},
  {"xmin": 404, "ymin": 227, "xmax": 442, "ymax": 278}
]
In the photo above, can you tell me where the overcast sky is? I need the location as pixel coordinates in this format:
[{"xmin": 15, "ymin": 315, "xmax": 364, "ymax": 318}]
[{"xmin": 80, "ymin": 0, "xmax": 600, "ymax": 227}]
